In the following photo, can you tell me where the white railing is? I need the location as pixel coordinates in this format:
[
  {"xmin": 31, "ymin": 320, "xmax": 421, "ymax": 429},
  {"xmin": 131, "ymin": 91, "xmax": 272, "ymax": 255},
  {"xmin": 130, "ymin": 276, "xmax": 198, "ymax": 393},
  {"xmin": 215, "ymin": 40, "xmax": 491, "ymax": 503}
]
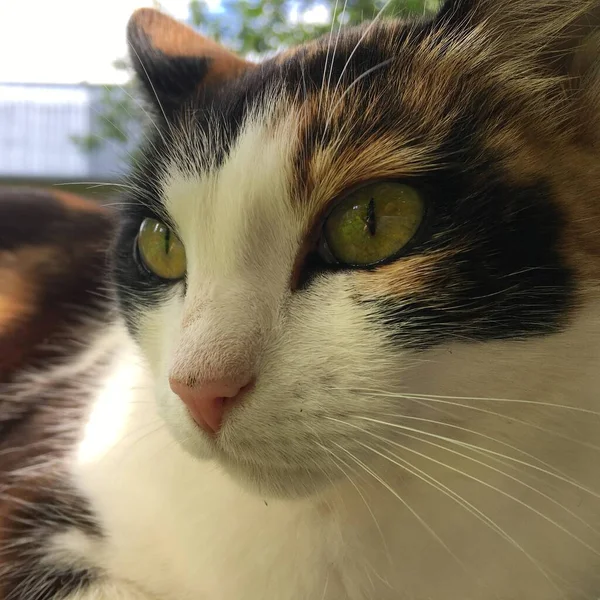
[{"xmin": 0, "ymin": 83, "xmax": 132, "ymax": 182}]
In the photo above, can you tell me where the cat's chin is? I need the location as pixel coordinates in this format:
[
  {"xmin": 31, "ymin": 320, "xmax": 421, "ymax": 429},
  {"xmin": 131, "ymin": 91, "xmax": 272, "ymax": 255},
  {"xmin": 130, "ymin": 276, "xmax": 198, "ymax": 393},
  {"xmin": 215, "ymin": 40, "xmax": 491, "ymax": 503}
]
[
  {"xmin": 156, "ymin": 395, "xmax": 336, "ymax": 499},
  {"xmin": 217, "ymin": 454, "xmax": 335, "ymax": 500},
  {"xmin": 178, "ymin": 428, "xmax": 335, "ymax": 499}
]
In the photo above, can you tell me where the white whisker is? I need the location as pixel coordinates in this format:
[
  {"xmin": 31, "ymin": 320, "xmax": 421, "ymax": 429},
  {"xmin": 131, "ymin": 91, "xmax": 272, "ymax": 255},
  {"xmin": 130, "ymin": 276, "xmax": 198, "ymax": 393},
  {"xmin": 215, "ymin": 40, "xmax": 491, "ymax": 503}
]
[
  {"xmin": 410, "ymin": 391, "xmax": 600, "ymax": 418},
  {"xmin": 359, "ymin": 437, "xmax": 558, "ymax": 594},
  {"xmin": 101, "ymin": 82, "xmax": 164, "ymax": 154},
  {"xmin": 368, "ymin": 410, "xmax": 600, "ymax": 500},
  {"xmin": 330, "ymin": 440, "xmax": 471, "ymax": 578},
  {"xmin": 319, "ymin": 0, "xmax": 341, "ymax": 116},
  {"xmin": 316, "ymin": 441, "xmax": 393, "ymax": 568},
  {"xmin": 332, "ymin": 0, "xmax": 393, "ymax": 98},
  {"xmin": 127, "ymin": 42, "xmax": 171, "ymax": 144},
  {"xmin": 350, "ymin": 389, "xmax": 600, "ymax": 453},
  {"xmin": 330, "ymin": 416, "xmax": 600, "ymax": 558}
]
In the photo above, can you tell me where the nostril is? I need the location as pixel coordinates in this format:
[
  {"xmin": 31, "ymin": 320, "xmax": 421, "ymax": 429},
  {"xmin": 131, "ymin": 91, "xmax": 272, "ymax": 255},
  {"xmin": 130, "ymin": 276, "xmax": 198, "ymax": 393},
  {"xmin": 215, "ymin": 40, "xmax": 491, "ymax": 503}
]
[{"xmin": 168, "ymin": 376, "xmax": 255, "ymax": 435}]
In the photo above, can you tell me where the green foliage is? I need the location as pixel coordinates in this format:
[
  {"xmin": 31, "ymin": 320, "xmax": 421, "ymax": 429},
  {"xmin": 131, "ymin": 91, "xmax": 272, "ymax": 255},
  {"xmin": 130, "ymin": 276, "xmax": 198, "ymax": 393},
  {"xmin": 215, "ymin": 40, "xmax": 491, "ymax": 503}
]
[
  {"xmin": 75, "ymin": 0, "xmax": 438, "ymax": 155},
  {"xmin": 188, "ymin": 0, "xmax": 438, "ymax": 54},
  {"xmin": 72, "ymin": 83, "xmax": 140, "ymax": 151}
]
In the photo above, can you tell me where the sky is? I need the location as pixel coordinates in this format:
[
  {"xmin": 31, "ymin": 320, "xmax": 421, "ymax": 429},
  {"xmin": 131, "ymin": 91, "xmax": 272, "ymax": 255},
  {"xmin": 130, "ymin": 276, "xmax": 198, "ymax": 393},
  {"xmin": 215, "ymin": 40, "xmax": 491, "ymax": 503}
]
[
  {"xmin": 0, "ymin": 0, "xmax": 328, "ymax": 85},
  {"xmin": 0, "ymin": 0, "xmax": 218, "ymax": 85}
]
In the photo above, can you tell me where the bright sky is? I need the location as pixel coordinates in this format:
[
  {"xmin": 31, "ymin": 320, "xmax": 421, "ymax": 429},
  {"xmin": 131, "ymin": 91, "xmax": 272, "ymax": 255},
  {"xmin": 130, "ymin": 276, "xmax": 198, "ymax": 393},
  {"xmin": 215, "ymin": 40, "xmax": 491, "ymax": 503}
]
[
  {"xmin": 0, "ymin": 0, "xmax": 211, "ymax": 84},
  {"xmin": 0, "ymin": 0, "xmax": 329, "ymax": 85}
]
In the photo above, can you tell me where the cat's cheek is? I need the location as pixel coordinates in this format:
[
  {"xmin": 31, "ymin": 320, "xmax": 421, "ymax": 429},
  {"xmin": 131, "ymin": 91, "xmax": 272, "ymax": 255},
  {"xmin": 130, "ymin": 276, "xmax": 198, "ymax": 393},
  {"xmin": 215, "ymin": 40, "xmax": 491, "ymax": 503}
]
[{"xmin": 134, "ymin": 293, "xmax": 183, "ymax": 380}]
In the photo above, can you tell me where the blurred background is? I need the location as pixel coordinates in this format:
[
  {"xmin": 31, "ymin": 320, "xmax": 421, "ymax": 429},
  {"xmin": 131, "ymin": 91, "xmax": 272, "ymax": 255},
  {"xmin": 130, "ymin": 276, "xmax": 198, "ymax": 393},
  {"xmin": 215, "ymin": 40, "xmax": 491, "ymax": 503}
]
[{"xmin": 0, "ymin": 0, "xmax": 439, "ymax": 202}]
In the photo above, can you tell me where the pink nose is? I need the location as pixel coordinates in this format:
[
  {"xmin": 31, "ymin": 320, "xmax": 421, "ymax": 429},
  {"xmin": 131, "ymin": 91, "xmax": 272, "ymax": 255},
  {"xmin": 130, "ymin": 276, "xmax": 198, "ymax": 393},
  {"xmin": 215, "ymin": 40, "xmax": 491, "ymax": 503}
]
[{"xmin": 169, "ymin": 376, "xmax": 254, "ymax": 434}]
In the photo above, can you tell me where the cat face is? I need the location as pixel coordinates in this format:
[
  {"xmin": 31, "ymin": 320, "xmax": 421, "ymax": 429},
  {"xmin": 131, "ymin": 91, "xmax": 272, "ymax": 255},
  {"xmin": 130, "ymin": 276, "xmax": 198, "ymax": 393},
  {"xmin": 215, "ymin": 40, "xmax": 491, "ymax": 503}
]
[{"xmin": 114, "ymin": 0, "xmax": 600, "ymax": 497}]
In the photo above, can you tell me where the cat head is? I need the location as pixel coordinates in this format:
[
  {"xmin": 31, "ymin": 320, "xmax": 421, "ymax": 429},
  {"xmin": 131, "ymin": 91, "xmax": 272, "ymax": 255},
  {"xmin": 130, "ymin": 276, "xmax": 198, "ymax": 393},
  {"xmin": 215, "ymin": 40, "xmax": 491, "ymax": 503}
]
[{"xmin": 114, "ymin": 0, "xmax": 600, "ymax": 498}]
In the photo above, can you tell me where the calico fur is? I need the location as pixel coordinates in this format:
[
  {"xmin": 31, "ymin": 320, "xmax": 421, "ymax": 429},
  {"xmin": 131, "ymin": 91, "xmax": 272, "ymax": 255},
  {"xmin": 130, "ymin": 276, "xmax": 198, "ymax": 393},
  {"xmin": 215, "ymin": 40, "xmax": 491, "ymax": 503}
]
[
  {"xmin": 0, "ymin": 188, "xmax": 113, "ymax": 600},
  {"xmin": 2, "ymin": 1, "xmax": 600, "ymax": 598}
]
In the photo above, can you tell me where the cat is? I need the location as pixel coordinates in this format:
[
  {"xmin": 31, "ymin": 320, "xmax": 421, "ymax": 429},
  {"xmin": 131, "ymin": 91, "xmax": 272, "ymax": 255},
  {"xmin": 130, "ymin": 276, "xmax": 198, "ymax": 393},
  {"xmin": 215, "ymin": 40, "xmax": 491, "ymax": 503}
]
[
  {"xmin": 0, "ymin": 187, "xmax": 114, "ymax": 381},
  {"xmin": 2, "ymin": 0, "xmax": 600, "ymax": 598}
]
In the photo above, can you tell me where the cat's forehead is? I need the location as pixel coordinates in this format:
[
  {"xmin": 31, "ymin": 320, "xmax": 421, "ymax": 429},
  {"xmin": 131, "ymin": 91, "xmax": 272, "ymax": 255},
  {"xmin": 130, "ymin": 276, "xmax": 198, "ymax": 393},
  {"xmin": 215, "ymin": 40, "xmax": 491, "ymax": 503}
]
[
  {"xmin": 135, "ymin": 18, "xmax": 536, "ymax": 256},
  {"xmin": 124, "ymin": 3, "xmax": 600, "ymax": 296},
  {"xmin": 149, "ymin": 20, "xmax": 461, "ymax": 220}
]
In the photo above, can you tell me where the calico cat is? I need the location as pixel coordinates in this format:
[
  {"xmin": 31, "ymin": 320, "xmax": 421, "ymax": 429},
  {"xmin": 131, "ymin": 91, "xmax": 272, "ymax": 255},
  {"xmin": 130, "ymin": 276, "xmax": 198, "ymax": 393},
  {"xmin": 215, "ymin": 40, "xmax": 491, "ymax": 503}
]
[{"xmin": 2, "ymin": 0, "xmax": 600, "ymax": 598}]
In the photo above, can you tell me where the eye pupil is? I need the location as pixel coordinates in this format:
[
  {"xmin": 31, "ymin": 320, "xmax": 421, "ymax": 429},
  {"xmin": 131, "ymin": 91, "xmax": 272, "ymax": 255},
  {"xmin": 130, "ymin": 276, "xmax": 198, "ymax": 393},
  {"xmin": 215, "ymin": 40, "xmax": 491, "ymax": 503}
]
[
  {"xmin": 164, "ymin": 227, "xmax": 171, "ymax": 255},
  {"xmin": 366, "ymin": 197, "xmax": 376, "ymax": 236}
]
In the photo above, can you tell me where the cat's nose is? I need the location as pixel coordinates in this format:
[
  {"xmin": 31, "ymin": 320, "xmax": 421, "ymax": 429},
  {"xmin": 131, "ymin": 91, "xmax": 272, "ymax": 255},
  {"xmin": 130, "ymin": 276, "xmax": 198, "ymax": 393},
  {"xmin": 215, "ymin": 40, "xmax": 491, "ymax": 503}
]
[{"xmin": 168, "ymin": 377, "xmax": 255, "ymax": 434}]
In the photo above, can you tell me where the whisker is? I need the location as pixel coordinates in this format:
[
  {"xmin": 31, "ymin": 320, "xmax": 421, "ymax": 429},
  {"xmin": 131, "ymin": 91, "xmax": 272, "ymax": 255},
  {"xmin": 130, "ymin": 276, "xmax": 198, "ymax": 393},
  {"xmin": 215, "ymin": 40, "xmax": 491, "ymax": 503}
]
[
  {"xmin": 316, "ymin": 441, "xmax": 393, "ymax": 568},
  {"xmin": 409, "ymin": 392, "xmax": 600, "ymax": 418},
  {"xmin": 127, "ymin": 42, "xmax": 171, "ymax": 145},
  {"xmin": 335, "ymin": 416, "xmax": 600, "ymax": 557},
  {"xmin": 326, "ymin": 0, "xmax": 349, "ymax": 91},
  {"xmin": 332, "ymin": 0, "xmax": 393, "ymax": 99},
  {"xmin": 101, "ymin": 82, "xmax": 164, "ymax": 154},
  {"xmin": 326, "ymin": 419, "xmax": 567, "ymax": 595},
  {"xmin": 113, "ymin": 419, "xmax": 164, "ymax": 457},
  {"xmin": 336, "ymin": 386, "xmax": 600, "ymax": 417},
  {"xmin": 320, "ymin": 572, "xmax": 329, "ymax": 600},
  {"xmin": 319, "ymin": 0, "xmax": 341, "ymax": 116},
  {"xmin": 330, "ymin": 440, "xmax": 471, "ymax": 578},
  {"xmin": 369, "ymin": 410, "xmax": 600, "ymax": 500},
  {"xmin": 391, "ymin": 424, "xmax": 600, "ymax": 540},
  {"xmin": 352, "ymin": 389, "xmax": 600, "ymax": 453},
  {"xmin": 359, "ymin": 437, "xmax": 558, "ymax": 595},
  {"xmin": 52, "ymin": 181, "xmax": 135, "ymax": 191},
  {"xmin": 322, "ymin": 58, "xmax": 394, "ymax": 140}
]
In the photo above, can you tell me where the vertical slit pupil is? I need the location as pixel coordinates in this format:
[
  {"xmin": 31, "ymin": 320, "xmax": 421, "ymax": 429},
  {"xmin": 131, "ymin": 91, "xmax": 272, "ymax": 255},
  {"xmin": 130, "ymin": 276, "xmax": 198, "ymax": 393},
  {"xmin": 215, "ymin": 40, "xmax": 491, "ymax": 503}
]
[
  {"xmin": 366, "ymin": 198, "xmax": 377, "ymax": 236},
  {"xmin": 164, "ymin": 228, "xmax": 171, "ymax": 255}
]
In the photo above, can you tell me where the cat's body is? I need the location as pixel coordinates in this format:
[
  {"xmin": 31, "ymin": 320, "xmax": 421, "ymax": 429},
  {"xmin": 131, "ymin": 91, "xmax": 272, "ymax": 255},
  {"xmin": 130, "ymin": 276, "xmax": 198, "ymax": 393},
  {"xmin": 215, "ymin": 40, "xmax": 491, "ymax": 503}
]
[{"xmin": 3, "ymin": 1, "xmax": 600, "ymax": 598}]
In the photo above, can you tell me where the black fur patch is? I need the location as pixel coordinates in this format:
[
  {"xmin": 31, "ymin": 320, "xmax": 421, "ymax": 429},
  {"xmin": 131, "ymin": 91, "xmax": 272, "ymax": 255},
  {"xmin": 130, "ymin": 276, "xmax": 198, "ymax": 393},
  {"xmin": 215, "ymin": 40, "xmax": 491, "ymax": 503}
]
[
  {"xmin": 0, "ymin": 188, "xmax": 109, "ymax": 252},
  {"xmin": 1, "ymin": 488, "xmax": 103, "ymax": 600},
  {"xmin": 367, "ymin": 155, "xmax": 573, "ymax": 347},
  {"xmin": 128, "ymin": 20, "xmax": 212, "ymax": 118}
]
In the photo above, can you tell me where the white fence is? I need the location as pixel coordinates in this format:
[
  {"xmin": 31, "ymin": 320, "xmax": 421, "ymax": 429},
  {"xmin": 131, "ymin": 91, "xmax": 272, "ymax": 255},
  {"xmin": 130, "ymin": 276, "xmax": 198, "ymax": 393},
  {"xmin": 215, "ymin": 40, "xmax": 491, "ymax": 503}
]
[{"xmin": 0, "ymin": 83, "xmax": 132, "ymax": 182}]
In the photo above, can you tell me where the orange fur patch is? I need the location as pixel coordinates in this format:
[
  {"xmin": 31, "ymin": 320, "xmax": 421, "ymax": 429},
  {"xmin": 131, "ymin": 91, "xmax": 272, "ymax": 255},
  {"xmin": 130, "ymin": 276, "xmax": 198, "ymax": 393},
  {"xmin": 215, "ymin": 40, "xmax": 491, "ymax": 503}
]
[
  {"xmin": 130, "ymin": 8, "xmax": 254, "ymax": 84},
  {"xmin": 355, "ymin": 251, "xmax": 456, "ymax": 298},
  {"xmin": 0, "ymin": 270, "xmax": 34, "ymax": 334},
  {"xmin": 0, "ymin": 246, "xmax": 64, "ymax": 334}
]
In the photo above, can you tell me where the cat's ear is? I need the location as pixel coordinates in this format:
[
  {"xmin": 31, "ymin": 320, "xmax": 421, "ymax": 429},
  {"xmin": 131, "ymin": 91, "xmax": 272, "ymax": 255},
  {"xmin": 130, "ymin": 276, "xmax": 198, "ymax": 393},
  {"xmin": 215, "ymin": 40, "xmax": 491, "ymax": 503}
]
[{"xmin": 127, "ymin": 8, "xmax": 253, "ymax": 115}]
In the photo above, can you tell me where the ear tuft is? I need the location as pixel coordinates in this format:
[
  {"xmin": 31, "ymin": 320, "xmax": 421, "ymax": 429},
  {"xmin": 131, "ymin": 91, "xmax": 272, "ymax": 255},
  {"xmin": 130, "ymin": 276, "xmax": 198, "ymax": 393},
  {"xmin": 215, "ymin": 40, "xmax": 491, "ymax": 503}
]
[{"xmin": 127, "ymin": 8, "xmax": 253, "ymax": 116}]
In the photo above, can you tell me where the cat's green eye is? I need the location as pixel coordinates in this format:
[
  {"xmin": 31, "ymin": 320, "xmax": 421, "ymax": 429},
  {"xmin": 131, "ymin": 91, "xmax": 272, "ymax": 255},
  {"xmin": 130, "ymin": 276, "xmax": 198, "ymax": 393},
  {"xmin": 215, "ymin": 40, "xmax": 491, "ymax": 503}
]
[
  {"xmin": 136, "ymin": 218, "xmax": 186, "ymax": 280},
  {"xmin": 321, "ymin": 182, "xmax": 425, "ymax": 267}
]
